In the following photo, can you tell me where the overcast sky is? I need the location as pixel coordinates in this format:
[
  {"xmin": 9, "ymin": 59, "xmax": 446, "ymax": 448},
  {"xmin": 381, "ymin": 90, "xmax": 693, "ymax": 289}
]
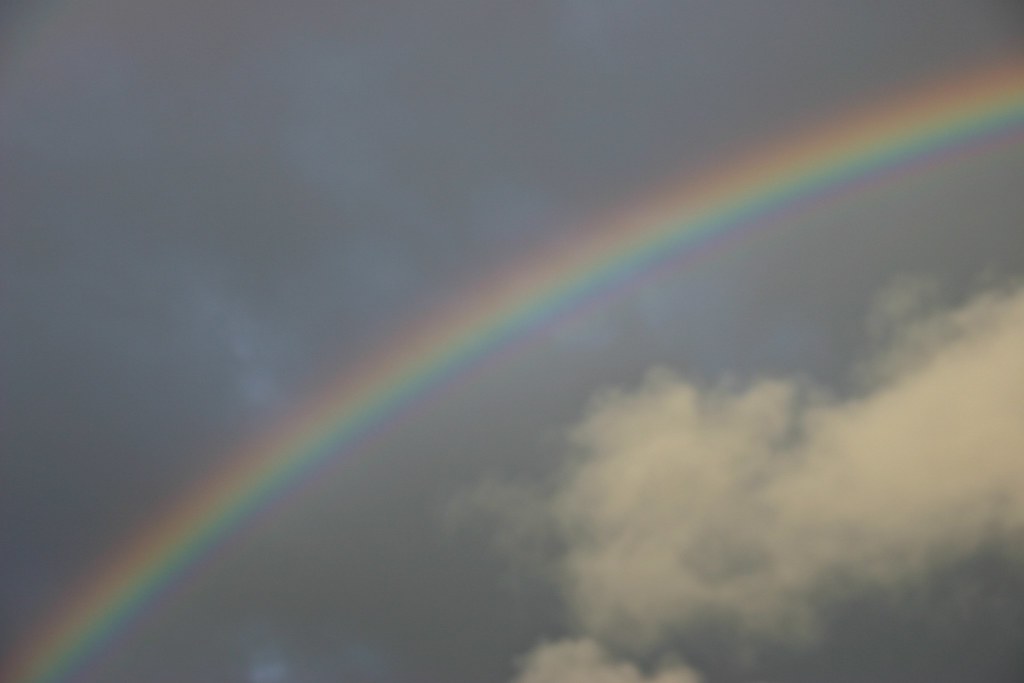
[{"xmin": 3, "ymin": 2, "xmax": 1024, "ymax": 683}]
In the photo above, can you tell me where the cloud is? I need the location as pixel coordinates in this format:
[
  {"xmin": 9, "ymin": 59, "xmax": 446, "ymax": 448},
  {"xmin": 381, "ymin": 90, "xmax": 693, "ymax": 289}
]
[
  {"xmin": 513, "ymin": 639, "xmax": 700, "ymax": 683},
  {"xmin": 185, "ymin": 272, "xmax": 287, "ymax": 415},
  {"xmin": 478, "ymin": 282, "xmax": 1024, "ymax": 653}
]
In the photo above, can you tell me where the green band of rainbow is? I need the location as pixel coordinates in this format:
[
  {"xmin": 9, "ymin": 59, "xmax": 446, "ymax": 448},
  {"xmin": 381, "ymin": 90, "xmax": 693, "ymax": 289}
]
[{"xmin": 4, "ymin": 61, "xmax": 1023, "ymax": 683}]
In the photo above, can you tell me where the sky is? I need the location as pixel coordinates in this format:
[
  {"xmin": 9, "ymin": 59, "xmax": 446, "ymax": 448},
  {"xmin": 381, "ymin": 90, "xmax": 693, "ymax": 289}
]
[{"xmin": 2, "ymin": 2, "xmax": 1024, "ymax": 683}]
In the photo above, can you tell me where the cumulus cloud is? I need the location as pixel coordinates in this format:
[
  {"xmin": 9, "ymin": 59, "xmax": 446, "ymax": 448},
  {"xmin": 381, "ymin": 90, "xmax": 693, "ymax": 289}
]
[
  {"xmin": 513, "ymin": 639, "xmax": 700, "ymax": 683},
  {"xmin": 478, "ymin": 282, "xmax": 1024, "ymax": 655}
]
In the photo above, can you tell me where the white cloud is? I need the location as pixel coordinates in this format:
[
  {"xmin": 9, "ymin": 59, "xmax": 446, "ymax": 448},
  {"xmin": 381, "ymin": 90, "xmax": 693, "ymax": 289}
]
[
  {"xmin": 513, "ymin": 639, "xmax": 700, "ymax": 683},
  {"xmin": 482, "ymin": 282, "xmax": 1024, "ymax": 650}
]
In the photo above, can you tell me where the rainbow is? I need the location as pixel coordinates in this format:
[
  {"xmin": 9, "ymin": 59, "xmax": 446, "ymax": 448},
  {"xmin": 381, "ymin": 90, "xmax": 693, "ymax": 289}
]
[{"xmin": 4, "ymin": 60, "xmax": 1024, "ymax": 683}]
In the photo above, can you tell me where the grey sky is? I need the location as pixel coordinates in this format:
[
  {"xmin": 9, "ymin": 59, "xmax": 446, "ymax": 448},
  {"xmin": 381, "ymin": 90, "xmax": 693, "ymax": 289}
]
[{"xmin": 3, "ymin": 2, "xmax": 1024, "ymax": 682}]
